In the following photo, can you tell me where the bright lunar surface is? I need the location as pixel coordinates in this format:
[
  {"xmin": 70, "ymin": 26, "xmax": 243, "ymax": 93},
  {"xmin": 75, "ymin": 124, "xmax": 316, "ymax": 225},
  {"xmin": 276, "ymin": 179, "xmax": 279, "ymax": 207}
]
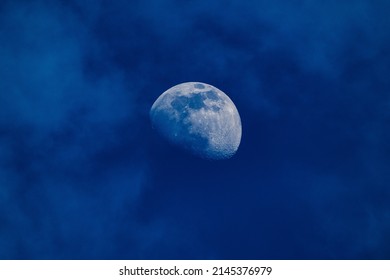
[{"xmin": 150, "ymin": 82, "xmax": 242, "ymax": 160}]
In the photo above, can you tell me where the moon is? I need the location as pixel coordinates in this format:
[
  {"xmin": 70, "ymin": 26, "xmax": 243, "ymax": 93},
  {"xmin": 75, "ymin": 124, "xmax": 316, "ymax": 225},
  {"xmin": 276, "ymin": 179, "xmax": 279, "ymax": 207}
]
[{"xmin": 150, "ymin": 82, "xmax": 242, "ymax": 160}]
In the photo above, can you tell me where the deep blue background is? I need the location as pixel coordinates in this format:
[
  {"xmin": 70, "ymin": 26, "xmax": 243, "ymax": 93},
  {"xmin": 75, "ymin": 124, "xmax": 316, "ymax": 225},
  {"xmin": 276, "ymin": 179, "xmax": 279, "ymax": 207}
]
[{"xmin": 1, "ymin": 0, "xmax": 389, "ymax": 259}]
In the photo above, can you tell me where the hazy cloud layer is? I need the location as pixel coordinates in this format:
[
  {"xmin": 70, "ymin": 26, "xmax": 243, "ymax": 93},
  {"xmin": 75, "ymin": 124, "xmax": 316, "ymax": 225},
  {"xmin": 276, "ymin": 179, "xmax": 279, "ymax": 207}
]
[{"xmin": 0, "ymin": 0, "xmax": 389, "ymax": 258}]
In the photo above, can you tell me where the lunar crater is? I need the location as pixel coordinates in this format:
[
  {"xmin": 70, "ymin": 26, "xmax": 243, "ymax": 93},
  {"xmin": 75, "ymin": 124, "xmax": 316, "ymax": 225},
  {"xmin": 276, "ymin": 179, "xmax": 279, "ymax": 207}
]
[{"xmin": 194, "ymin": 83, "xmax": 205, "ymax": 89}]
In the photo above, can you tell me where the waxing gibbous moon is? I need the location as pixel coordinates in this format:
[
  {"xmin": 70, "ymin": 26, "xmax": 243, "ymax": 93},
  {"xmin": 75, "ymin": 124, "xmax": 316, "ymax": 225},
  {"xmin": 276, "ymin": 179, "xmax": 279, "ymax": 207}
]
[{"xmin": 150, "ymin": 82, "xmax": 242, "ymax": 160}]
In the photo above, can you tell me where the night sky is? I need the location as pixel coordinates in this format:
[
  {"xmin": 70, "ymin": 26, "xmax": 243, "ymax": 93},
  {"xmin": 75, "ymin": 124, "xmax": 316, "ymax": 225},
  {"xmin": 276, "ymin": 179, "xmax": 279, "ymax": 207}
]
[{"xmin": 1, "ymin": 0, "xmax": 390, "ymax": 259}]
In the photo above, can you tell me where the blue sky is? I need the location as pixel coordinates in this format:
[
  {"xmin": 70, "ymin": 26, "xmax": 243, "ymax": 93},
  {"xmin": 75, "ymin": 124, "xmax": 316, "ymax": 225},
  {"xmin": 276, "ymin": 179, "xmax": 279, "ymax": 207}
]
[{"xmin": 0, "ymin": 0, "xmax": 389, "ymax": 259}]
